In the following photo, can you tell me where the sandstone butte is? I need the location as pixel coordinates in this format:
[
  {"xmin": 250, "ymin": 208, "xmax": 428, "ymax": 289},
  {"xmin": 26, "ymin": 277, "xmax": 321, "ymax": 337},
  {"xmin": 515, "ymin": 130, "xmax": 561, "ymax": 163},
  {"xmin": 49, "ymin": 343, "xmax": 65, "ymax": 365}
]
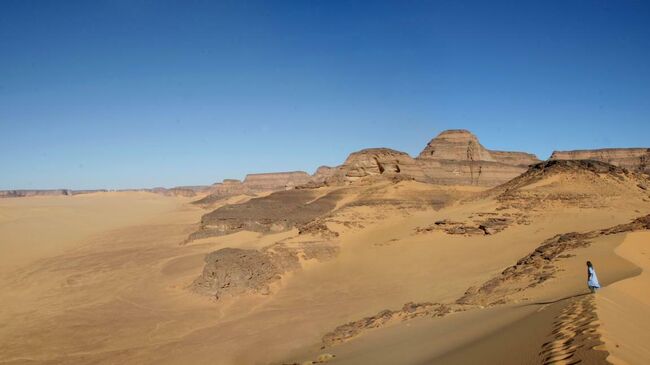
[{"xmin": 323, "ymin": 129, "xmax": 540, "ymax": 186}]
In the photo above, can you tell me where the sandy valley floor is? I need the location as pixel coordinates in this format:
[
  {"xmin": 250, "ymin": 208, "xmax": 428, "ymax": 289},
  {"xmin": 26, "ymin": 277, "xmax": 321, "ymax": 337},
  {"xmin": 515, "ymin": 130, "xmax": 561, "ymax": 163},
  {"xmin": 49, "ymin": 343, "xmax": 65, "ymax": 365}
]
[{"xmin": 1, "ymin": 175, "xmax": 649, "ymax": 365}]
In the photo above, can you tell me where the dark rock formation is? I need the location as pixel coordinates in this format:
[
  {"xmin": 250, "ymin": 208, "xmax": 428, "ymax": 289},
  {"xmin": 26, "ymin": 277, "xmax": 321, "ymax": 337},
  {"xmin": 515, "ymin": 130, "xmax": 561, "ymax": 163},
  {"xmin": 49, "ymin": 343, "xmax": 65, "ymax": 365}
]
[
  {"xmin": 192, "ymin": 248, "xmax": 286, "ymax": 298},
  {"xmin": 415, "ymin": 216, "xmax": 514, "ymax": 236},
  {"xmin": 322, "ymin": 302, "xmax": 466, "ymax": 346},
  {"xmin": 192, "ymin": 242, "xmax": 340, "ymax": 299},
  {"xmin": 187, "ymin": 188, "xmax": 343, "ymax": 241}
]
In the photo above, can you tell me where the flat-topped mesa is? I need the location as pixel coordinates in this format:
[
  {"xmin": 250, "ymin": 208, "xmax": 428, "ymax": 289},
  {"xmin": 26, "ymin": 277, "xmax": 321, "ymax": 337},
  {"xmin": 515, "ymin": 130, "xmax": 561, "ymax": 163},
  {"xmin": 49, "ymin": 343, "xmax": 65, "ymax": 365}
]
[
  {"xmin": 415, "ymin": 129, "xmax": 540, "ymax": 186},
  {"xmin": 336, "ymin": 148, "xmax": 428, "ymax": 182},
  {"xmin": 550, "ymin": 148, "xmax": 649, "ymax": 174},
  {"xmin": 418, "ymin": 129, "xmax": 496, "ymax": 162},
  {"xmin": 243, "ymin": 171, "xmax": 312, "ymax": 190}
]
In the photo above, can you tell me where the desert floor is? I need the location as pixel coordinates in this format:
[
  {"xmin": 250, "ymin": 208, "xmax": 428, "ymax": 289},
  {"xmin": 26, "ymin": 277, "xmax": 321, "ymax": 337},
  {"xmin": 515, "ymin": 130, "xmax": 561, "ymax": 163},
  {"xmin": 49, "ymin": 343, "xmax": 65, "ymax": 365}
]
[{"xmin": 0, "ymin": 187, "xmax": 648, "ymax": 365}]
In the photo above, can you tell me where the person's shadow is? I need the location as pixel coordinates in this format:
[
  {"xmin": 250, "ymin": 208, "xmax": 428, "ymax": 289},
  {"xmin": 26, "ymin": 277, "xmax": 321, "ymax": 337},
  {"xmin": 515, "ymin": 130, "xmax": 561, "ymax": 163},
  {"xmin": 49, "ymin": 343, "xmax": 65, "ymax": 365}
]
[{"xmin": 525, "ymin": 292, "xmax": 591, "ymax": 305}]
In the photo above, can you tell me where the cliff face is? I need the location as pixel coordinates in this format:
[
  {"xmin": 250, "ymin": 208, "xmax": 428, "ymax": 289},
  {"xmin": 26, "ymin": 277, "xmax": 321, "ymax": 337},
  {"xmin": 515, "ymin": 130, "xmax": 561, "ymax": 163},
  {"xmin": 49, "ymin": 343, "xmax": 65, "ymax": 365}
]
[
  {"xmin": 550, "ymin": 148, "xmax": 649, "ymax": 174},
  {"xmin": 415, "ymin": 130, "xmax": 540, "ymax": 186}
]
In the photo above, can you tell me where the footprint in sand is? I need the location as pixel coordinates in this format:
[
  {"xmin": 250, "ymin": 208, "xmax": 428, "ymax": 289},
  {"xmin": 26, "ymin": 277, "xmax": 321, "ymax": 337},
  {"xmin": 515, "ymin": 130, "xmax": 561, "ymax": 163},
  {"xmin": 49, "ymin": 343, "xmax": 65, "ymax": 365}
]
[{"xmin": 538, "ymin": 295, "xmax": 609, "ymax": 365}]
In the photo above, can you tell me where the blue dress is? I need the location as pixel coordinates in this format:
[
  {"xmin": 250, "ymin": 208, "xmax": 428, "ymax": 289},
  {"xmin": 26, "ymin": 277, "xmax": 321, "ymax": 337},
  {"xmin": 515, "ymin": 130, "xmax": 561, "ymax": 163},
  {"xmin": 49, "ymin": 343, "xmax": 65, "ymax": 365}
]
[{"xmin": 588, "ymin": 267, "xmax": 600, "ymax": 288}]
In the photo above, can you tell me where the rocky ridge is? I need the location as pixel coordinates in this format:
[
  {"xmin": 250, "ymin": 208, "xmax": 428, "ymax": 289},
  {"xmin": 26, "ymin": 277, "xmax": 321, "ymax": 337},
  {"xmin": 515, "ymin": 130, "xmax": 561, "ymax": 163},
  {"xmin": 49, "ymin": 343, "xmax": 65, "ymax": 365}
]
[{"xmin": 486, "ymin": 159, "xmax": 650, "ymax": 210}]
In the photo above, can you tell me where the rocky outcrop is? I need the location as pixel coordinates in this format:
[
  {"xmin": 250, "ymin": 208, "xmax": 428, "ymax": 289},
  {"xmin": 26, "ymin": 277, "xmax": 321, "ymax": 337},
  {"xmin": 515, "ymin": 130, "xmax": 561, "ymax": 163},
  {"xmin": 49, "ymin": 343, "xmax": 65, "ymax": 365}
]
[
  {"xmin": 192, "ymin": 248, "xmax": 286, "ymax": 298},
  {"xmin": 322, "ymin": 302, "xmax": 465, "ymax": 346},
  {"xmin": 486, "ymin": 159, "xmax": 650, "ymax": 210},
  {"xmin": 415, "ymin": 216, "xmax": 514, "ymax": 236},
  {"xmin": 187, "ymin": 188, "xmax": 343, "ymax": 241},
  {"xmin": 550, "ymin": 148, "xmax": 650, "ymax": 174},
  {"xmin": 415, "ymin": 130, "xmax": 540, "ymax": 186},
  {"xmin": 192, "ymin": 242, "xmax": 339, "ymax": 299},
  {"xmin": 336, "ymin": 148, "xmax": 427, "ymax": 182}
]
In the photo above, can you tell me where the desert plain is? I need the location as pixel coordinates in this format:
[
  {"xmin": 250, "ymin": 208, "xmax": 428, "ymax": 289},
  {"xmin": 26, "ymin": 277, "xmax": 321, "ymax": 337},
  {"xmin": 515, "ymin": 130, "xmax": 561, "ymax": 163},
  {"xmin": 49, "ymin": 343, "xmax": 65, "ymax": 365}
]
[{"xmin": 1, "ymin": 130, "xmax": 649, "ymax": 365}]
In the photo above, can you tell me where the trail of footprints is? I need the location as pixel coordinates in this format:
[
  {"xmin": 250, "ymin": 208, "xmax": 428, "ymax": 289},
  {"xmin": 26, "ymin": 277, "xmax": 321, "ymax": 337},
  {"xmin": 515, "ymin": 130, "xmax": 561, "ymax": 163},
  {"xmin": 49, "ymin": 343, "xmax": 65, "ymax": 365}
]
[{"xmin": 539, "ymin": 295, "xmax": 609, "ymax": 365}]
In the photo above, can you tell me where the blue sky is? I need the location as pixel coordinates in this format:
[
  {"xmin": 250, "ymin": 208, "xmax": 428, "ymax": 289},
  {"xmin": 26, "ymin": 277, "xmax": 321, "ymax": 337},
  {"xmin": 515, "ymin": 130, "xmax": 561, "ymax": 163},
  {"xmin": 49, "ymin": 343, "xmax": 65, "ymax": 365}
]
[{"xmin": 1, "ymin": 1, "xmax": 649, "ymax": 189}]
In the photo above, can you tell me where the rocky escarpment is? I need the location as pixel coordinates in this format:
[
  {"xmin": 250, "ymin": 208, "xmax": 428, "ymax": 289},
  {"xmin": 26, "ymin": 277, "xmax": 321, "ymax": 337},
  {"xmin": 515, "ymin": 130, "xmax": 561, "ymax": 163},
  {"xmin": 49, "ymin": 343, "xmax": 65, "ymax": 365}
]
[
  {"xmin": 415, "ymin": 129, "xmax": 540, "ymax": 186},
  {"xmin": 193, "ymin": 241, "xmax": 339, "ymax": 299},
  {"xmin": 551, "ymin": 148, "xmax": 650, "ymax": 174}
]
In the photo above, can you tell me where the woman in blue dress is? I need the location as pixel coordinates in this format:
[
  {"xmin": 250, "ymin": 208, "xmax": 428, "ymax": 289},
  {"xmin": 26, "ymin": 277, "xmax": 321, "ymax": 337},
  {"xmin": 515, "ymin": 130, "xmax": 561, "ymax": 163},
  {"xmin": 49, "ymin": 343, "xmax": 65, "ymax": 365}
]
[{"xmin": 587, "ymin": 261, "xmax": 600, "ymax": 293}]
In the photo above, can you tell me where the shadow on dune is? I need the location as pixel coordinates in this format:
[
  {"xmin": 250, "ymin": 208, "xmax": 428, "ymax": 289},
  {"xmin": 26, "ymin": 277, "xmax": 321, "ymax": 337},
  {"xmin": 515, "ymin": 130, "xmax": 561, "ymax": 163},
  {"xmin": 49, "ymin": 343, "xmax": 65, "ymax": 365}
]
[{"xmin": 527, "ymin": 292, "xmax": 591, "ymax": 306}]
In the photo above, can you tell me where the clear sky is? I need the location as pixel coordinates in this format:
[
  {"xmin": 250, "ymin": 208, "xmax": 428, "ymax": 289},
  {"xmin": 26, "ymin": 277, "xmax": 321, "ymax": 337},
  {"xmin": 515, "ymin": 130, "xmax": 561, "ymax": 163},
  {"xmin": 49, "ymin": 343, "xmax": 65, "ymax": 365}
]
[{"xmin": 1, "ymin": 1, "xmax": 649, "ymax": 189}]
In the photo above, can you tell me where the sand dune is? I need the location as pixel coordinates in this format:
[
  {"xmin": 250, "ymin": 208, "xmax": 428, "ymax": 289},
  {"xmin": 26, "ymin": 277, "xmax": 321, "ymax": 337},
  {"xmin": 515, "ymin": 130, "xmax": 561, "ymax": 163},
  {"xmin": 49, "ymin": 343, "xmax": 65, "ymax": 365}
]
[{"xmin": 597, "ymin": 232, "xmax": 650, "ymax": 364}]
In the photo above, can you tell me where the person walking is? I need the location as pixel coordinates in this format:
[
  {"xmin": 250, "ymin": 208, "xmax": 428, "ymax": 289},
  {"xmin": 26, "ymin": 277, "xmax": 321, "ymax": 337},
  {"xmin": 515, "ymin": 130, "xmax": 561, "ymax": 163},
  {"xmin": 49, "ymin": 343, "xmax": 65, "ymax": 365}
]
[{"xmin": 587, "ymin": 261, "xmax": 600, "ymax": 293}]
